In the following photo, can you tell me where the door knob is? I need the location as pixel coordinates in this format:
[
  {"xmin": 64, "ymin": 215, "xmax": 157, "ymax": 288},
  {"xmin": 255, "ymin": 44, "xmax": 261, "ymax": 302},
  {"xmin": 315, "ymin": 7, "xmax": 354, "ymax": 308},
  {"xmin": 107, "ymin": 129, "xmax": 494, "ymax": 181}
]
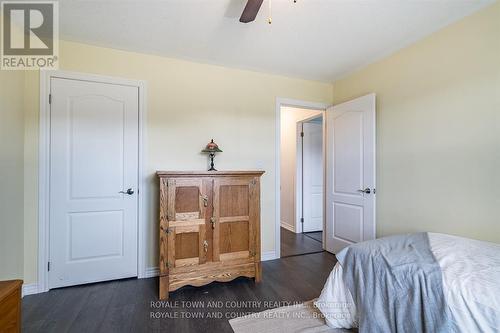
[
  {"xmin": 119, "ymin": 188, "xmax": 134, "ymax": 195},
  {"xmin": 357, "ymin": 187, "xmax": 371, "ymax": 194}
]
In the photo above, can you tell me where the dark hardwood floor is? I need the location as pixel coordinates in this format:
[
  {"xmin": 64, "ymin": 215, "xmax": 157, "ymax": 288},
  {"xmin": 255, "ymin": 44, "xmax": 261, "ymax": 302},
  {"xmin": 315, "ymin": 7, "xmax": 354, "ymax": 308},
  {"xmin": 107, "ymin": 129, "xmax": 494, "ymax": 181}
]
[
  {"xmin": 22, "ymin": 252, "xmax": 337, "ymax": 333},
  {"xmin": 281, "ymin": 227, "xmax": 324, "ymax": 257},
  {"xmin": 305, "ymin": 231, "xmax": 323, "ymax": 243}
]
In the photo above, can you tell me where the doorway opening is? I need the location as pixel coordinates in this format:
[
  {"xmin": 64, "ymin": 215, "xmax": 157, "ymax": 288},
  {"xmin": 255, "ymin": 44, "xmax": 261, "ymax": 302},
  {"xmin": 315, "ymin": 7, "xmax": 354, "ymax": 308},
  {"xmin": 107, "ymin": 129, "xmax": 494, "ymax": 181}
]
[
  {"xmin": 275, "ymin": 95, "xmax": 375, "ymax": 259},
  {"xmin": 279, "ymin": 105, "xmax": 325, "ymax": 258}
]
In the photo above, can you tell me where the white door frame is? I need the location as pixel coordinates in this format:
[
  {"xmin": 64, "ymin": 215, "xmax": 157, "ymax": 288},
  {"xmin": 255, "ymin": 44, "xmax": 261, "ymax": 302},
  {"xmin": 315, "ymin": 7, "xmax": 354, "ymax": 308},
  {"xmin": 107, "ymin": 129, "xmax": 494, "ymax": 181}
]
[
  {"xmin": 38, "ymin": 70, "xmax": 148, "ymax": 293},
  {"xmin": 275, "ymin": 98, "xmax": 329, "ymax": 259},
  {"xmin": 296, "ymin": 113, "xmax": 324, "ymax": 234}
]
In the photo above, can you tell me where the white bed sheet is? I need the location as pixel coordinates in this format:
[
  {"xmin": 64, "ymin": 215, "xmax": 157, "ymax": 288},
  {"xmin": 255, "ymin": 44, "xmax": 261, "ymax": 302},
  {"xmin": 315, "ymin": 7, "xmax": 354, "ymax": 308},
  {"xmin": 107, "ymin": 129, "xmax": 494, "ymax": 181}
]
[
  {"xmin": 314, "ymin": 262, "xmax": 357, "ymax": 328},
  {"xmin": 429, "ymin": 233, "xmax": 500, "ymax": 332},
  {"xmin": 315, "ymin": 233, "xmax": 500, "ymax": 332}
]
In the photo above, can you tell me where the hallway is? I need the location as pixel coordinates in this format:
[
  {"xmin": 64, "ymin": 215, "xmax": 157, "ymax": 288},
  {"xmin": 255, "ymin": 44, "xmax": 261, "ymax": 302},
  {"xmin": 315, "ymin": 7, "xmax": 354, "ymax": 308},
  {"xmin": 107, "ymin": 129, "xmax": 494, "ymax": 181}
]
[{"xmin": 280, "ymin": 228, "xmax": 323, "ymax": 257}]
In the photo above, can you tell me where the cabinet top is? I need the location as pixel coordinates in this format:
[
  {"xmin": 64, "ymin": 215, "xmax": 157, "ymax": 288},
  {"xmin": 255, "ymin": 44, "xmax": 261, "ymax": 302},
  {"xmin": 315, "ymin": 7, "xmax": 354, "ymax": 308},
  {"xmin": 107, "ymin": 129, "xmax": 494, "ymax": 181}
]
[
  {"xmin": 0, "ymin": 280, "xmax": 22, "ymax": 301},
  {"xmin": 156, "ymin": 170, "xmax": 265, "ymax": 177}
]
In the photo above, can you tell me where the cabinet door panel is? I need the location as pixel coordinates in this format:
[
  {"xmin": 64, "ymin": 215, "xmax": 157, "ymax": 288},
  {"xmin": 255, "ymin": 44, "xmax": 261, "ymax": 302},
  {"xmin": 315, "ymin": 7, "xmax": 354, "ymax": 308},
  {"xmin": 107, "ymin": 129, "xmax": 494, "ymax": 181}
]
[
  {"xmin": 220, "ymin": 185, "xmax": 249, "ymax": 216},
  {"xmin": 162, "ymin": 178, "xmax": 209, "ymax": 273},
  {"xmin": 213, "ymin": 177, "xmax": 257, "ymax": 262},
  {"xmin": 175, "ymin": 232, "xmax": 199, "ymax": 259},
  {"xmin": 175, "ymin": 186, "xmax": 201, "ymax": 213},
  {"xmin": 220, "ymin": 221, "xmax": 249, "ymax": 253}
]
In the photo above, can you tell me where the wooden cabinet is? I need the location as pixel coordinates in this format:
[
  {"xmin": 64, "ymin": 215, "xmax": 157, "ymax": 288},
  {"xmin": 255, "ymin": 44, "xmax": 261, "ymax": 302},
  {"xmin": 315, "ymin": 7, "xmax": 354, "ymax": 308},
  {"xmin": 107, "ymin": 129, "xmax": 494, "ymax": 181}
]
[
  {"xmin": 0, "ymin": 280, "xmax": 22, "ymax": 333},
  {"xmin": 157, "ymin": 171, "xmax": 264, "ymax": 299}
]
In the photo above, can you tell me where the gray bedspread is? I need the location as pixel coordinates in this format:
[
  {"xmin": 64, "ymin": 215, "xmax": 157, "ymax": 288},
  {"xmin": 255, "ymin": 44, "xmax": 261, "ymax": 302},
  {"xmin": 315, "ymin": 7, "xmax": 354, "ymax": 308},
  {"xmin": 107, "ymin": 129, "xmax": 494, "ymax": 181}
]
[{"xmin": 335, "ymin": 232, "xmax": 451, "ymax": 333}]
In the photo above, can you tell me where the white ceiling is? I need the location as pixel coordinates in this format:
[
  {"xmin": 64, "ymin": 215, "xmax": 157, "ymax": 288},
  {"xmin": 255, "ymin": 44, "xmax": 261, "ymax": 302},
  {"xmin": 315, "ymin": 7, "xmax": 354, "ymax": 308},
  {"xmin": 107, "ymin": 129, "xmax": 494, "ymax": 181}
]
[{"xmin": 57, "ymin": 0, "xmax": 494, "ymax": 82}]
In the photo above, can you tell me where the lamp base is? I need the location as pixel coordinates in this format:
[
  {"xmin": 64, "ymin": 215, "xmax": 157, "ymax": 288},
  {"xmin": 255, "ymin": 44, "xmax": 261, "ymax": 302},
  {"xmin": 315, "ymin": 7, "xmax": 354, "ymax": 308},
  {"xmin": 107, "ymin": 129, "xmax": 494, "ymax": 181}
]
[{"xmin": 208, "ymin": 153, "xmax": 217, "ymax": 171}]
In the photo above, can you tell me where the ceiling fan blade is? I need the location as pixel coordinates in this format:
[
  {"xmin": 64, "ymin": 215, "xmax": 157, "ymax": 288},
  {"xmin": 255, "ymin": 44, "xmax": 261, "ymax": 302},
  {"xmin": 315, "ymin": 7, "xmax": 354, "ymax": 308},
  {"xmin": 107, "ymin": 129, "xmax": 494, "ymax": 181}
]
[{"xmin": 239, "ymin": 0, "xmax": 264, "ymax": 23}]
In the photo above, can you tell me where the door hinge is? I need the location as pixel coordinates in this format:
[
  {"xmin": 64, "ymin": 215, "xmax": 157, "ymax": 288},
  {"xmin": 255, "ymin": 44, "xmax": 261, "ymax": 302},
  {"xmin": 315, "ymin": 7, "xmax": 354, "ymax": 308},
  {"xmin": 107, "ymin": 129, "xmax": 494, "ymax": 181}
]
[
  {"xmin": 300, "ymin": 217, "xmax": 304, "ymax": 223},
  {"xmin": 48, "ymin": 94, "xmax": 52, "ymax": 104},
  {"xmin": 300, "ymin": 131, "xmax": 304, "ymax": 137},
  {"xmin": 47, "ymin": 261, "xmax": 51, "ymax": 271}
]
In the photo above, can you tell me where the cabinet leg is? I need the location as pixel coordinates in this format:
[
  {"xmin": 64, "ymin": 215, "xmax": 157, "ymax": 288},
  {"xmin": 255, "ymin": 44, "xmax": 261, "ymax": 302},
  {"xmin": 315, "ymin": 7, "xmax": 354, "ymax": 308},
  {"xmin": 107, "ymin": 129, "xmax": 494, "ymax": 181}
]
[
  {"xmin": 159, "ymin": 275, "xmax": 169, "ymax": 300},
  {"xmin": 254, "ymin": 262, "xmax": 262, "ymax": 283}
]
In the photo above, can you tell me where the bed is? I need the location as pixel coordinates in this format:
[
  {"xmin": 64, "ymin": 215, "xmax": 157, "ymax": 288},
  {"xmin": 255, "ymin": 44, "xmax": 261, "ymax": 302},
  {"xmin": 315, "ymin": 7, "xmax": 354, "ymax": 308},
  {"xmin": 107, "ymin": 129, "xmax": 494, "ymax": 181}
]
[{"xmin": 315, "ymin": 232, "xmax": 500, "ymax": 332}]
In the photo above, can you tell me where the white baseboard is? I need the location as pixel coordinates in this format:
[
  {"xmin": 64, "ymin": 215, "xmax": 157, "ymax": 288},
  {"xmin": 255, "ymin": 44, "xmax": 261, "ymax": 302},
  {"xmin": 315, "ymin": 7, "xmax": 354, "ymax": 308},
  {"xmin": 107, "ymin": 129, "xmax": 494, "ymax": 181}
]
[
  {"xmin": 280, "ymin": 222, "xmax": 296, "ymax": 233},
  {"xmin": 261, "ymin": 250, "xmax": 278, "ymax": 261},
  {"xmin": 22, "ymin": 283, "xmax": 40, "ymax": 297},
  {"xmin": 144, "ymin": 250, "xmax": 279, "ymax": 278},
  {"xmin": 143, "ymin": 266, "xmax": 160, "ymax": 278}
]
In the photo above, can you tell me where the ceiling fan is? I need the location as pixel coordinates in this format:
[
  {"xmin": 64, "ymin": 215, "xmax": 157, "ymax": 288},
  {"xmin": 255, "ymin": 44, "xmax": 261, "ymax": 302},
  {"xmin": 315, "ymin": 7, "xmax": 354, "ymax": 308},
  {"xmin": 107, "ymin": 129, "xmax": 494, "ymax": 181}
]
[
  {"xmin": 239, "ymin": 0, "xmax": 297, "ymax": 24},
  {"xmin": 239, "ymin": 0, "xmax": 264, "ymax": 23}
]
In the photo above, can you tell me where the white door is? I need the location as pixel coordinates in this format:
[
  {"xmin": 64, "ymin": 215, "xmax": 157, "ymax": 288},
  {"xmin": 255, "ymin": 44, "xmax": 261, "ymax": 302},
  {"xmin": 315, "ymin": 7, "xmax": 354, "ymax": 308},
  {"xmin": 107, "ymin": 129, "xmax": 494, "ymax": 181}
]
[
  {"xmin": 302, "ymin": 120, "xmax": 323, "ymax": 232},
  {"xmin": 49, "ymin": 77, "xmax": 139, "ymax": 289},
  {"xmin": 325, "ymin": 94, "xmax": 376, "ymax": 254}
]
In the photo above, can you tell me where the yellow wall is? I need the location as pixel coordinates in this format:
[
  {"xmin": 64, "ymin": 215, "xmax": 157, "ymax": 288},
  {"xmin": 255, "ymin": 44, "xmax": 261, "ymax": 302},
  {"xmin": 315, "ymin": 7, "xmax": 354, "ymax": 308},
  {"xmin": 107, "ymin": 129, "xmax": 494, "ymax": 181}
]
[
  {"xmin": 22, "ymin": 41, "xmax": 333, "ymax": 283},
  {"xmin": 0, "ymin": 70, "xmax": 25, "ymax": 280},
  {"xmin": 332, "ymin": 2, "xmax": 500, "ymax": 242}
]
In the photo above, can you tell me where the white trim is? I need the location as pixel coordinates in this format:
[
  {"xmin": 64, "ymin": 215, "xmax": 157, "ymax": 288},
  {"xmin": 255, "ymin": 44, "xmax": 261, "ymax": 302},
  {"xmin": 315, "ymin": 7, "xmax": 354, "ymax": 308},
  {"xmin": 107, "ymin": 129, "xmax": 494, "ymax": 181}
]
[
  {"xmin": 295, "ymin": 121, "xmax": 303, "ymax": 234},
  {"xmin": 261, "ymin": 251, "xmax": 278, "ymax": 261},
  {"xmin": 38, "ymin": 70, "xmax": 148, "ymax": 293},
  {"xmin": 275, "ymin": 98, "xmax": 330, "ymax": 259},
  {"xmin": 143, "ymin": 267, "xmax": 160, "ymax": 278},
  {"xmin": 137, "ymin": 80, "xmax": 148, "ymax": 279},
  {"xmin": 280, "ymin": 221, "xmax": 296, "ymax": 233},
  {"xmin": 22, "ymin": 283, "xmax": 39, "ymax": 298},
  {"xmin": 38, "ymin": 71, "xmax": 50, "ymax": 294},
  {"xmin": 321, "ymin": 108, "xmax": 327, "ymax": 248}
]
